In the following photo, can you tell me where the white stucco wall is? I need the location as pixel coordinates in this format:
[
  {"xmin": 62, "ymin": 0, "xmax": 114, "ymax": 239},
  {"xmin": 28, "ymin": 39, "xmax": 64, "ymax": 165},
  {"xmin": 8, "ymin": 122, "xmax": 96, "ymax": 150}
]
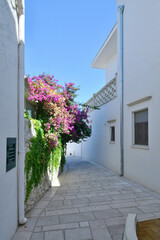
[
  {"xmin": 81, "ymin": 96, "xmax": 120, "ymax": 173},
  {"xmin": 0, "ymin": 1, "xmax": 19, "ymax": 239},
  {"xmin": 66, "ymin": 142, "xmax": 82, "ymax": 157},
  {"xmin": 117, "ymin": 0, "xmax": 160, "ymax": 193},
  {"xmin": 105, "ymin": 53, "xmax": 117, "ymax": 83}
]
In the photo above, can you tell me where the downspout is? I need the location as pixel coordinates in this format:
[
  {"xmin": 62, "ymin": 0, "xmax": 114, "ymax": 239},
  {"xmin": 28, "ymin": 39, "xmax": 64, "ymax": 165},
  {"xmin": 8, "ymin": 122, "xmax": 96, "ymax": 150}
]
[
  {"xmin": 17, "ymin": 0, "xmax": 27, "ymax": 224},
  {"xmin": 118, "ymin": 5, "xmax": 125, "ymax": 176}
]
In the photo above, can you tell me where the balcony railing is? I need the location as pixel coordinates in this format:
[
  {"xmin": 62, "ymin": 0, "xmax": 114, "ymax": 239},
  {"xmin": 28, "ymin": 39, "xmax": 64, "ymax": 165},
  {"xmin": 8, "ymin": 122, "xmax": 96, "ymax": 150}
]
[{"xmin": 85, "ymin": 76, "xmax": 117, "ymax": 113}]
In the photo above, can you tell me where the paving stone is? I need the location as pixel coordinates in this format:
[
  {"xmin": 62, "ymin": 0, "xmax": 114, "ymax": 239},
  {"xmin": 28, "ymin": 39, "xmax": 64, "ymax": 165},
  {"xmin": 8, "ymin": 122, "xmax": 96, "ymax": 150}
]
[
  {"xmin": 79, "ymin": 221, "xmax": 89, "ymax": 227},
  {"xmin": 12, "ymin": 232, "xmax": 32, "ymax": 240},
  {"xmin": 31, "ymin": 232, "xmax": 44, "ymax": 240},
  {"xmin": 36, "ymin": 215, "xmax": 59, "ymax": 226},
  {"xmin": 45, "ymin": 208, "xmax": 79, "ymax": 216},
  {"xmin": 42, "ymin": 222, "xmax": 79, "ymax": 231},
  {"xmin": 34, "ymin": 226, "xmax": 42, "ymax": 232},
  {"xmin": 118, "ymin": 207, "xmax": 143, "ymax": 216},
  {"xmin": 34, "ymin": 200, "xmax": 49, "ymax": 209},
  {"xmin": 111, "ymin": 201, "xmax": 138, "ymax": 209},
  {"xmin": 91, "ymin": 228, "xmax": 112, "ymax": 240},
  {"xmin": 88, "ymin": 196, "xmax": 111, "ymax": 203},
  {"xmin": 108, "ymin": 224, "xmax": 125, "ymax": 237},
  {"xmin": 65, "ymin": 227, "xmax": 92, "ymax": 240},
  {"xmin": 93, "ymin": 209, "xmax": 122, "ymax": 219},
  {"xmin": 89, "ymin": 219, "xmax": 106, "ymax": 229},
  {"xmin": 110, "ymin": 193, "xmax": 136, "ymax": 200},
  {"xmin": 45, "ymin": 230, "xmax": 64, "ymax": 240},
  {"xmin": 27, "ymin": 208, "xmax": 44, "ymax": 217},
  {"xmin": 17, "ymin": 217, "xmax": 37, "ymax": 232},
  {"xmin": 138, "ymin": 204, "xmax": 160, "ymax": 213},
  {"xmin": 79, "ymin": 204, "xmax": 110, "ymax": 213},
  {"xmin": 47, "ymin": 200, "xmax": 63, "ymax": 207},
  {"xmin": 105, "ymin": 216, "xmax": 126, "ymax": 226},
  {"xmin": 136, "ymin": 199, "xmax": 160, "ymax": 206},
  {"xmin": 60, "ymin": 212, "xmax": 95, "ymax": 224}
]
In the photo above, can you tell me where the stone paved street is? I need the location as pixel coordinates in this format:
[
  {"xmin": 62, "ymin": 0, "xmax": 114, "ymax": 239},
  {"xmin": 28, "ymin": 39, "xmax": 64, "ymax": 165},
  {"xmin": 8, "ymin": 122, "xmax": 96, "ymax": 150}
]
[{"xmin": 13, "ymin": 157, "xmax": 160, "ymax": 240}]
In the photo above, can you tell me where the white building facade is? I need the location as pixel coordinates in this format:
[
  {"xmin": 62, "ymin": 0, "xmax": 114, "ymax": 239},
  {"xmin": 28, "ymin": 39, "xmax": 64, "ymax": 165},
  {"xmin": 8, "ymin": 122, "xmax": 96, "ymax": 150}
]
[
  {"xmin": 0, "ymin": 1, "xmax": 26, "ymax": 240},
  {"xmin": 67, "ymin": 0, "xmax": 160, "ymax": 194}
]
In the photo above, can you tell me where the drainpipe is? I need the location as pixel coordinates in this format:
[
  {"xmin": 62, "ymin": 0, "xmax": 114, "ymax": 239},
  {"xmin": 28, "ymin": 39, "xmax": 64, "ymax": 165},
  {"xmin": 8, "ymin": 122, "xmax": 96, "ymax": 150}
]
[
  {"xmin": 118, "ymin": 5, "xmax": 125, "ymax": 176},
  {"xmin": 17, "ymin": 0, "xmax": 27, "ymax": 224}
]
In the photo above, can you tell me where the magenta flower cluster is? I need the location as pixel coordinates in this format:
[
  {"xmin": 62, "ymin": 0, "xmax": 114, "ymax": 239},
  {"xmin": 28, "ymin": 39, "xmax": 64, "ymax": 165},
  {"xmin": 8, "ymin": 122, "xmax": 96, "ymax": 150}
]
[{"xmin": 27, "ymin": 74, "xmax": 90, "ymax": 149}]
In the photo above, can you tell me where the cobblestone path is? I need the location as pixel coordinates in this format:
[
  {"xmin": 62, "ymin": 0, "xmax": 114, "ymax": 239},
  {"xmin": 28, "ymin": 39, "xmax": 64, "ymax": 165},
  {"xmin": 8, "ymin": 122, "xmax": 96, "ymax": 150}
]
[{"xmin": 13, "ymin": 157, "xmax": 160, "ymax": 240}]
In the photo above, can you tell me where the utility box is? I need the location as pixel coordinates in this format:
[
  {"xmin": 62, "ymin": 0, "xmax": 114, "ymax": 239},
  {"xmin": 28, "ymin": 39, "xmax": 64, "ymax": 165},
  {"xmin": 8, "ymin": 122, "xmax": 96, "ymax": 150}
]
[{"xmin": 6, "ymin": 138, "xmax": 16, "ymax": 172}]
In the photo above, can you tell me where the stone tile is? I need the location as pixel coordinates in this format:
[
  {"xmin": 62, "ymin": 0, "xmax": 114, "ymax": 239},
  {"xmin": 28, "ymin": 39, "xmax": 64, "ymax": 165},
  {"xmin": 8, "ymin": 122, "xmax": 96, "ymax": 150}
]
[
  {"xmin": 45, "ymin": 230, "xmax": 64, "ymax": 240},
  {"xmin": 63, "ymin": 199, "xmax": 72, "ymax": 206},
  {"xmin": 112, "ymin": 234, "xmax": 123, "ymax": 240},
  {"xmin": 93, "ymin": 209, "xmax": 122, "ymax": 219},
  {"xmin": 89, "ymin": 219, "xmax": 106, "ymax": 229},
  {"xmin": 31, "ymin": 232, "xmax": 44, "ymax": 240},
  {"xmin": 36, "ymin": 215, "xmax": 59, "ymax": 226},
  {"xmin": 91, "ymin": 228, "xmax": 112, "ymax": 240},
  {"xmin": 17, "ymin": 217, "xmax": 37, "ymax": 232},
  {"xmin": 105, "ymin": 217, "xmax": 126, "ymax": 226},
  {"xmin": 88, "ymin": 196, "xmax": 111, "ymax": 203},
  {"xmin": 34, "ymin": 226, "xmax": 42, "ymax": 232},
  {"xmin": 64, "ymin": 195, "xmax": 77, "ymax": 200},
  {"xmin": 34, "ymin": 200, "xmax": 49, "ymax": 209},
  {"xmin": 110, "ymin": 193, "xmax": 136, "ymax": 200},
  {"xmin": 42, "ymin": 222, "xmax": 79, "ymax": 231},
  {"xmin": 65, "ymin": 228, "xmax": 92, "ymax": 240},
  {"xmin": 71, "ymin": 198, "xmax": 90, "ymax": 206},
  {"xmin": 60, "ymin": 212, "xmax": 95, "ymax": 224},
  {"xmin": 79, "ymin": 204, "xmax": 110, "ymax": 213},
  {"xmin": 48, "ymin": 200, "xmax": 63, "ymax": 207},
  {"xmin": 136, "ymin": 199, "xmax": 160, "ymax": 206},
  {"xmin": 108, "ymin": 224, "xmax": 125, "ymax": 237},
  {"xmin": 12, "ymin": 232, "xmax": 32, "ymax": 240},
  {"xmin": 27, "ymin": 208, "xmax": 44, "ymax": 218},
  {"xmin": 79, "ymin": 221, "xmax": 89, "ymax": 227},
  {"xmin": 137, "ymin": 213, "xmax": 155, "ymax": 221},
  {"xmin": 111, "ymin": 201, "xmax": 138, "ymax": 209},
  {"xmin": 45, "ymin": 208, "xmax": 79, "ymax": 216},
  {"xmin": 138, "ymin": 204, "xmax": 160, "ymax": 213},
  {"xmin": 118, "ymin": 207, "xmax": 143, "ymax": 216}
]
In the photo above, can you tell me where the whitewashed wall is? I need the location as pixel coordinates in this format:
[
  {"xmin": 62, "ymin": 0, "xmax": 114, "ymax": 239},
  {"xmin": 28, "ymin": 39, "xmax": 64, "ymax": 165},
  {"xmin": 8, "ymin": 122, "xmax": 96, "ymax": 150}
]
[
  {"xmin": 105, "ymin": 53, "xmax": 117, "ymax": 84},
  {"xmin": 0, "ymin": 1, "xmax": 19, "ymax": 240},
  {"xmin": 82, "ymin": 96, "xmax": 120, "ymax": 173},
  {"xmin": 117, "ymin": 0, "xmax": 160, "ymax": 193}
]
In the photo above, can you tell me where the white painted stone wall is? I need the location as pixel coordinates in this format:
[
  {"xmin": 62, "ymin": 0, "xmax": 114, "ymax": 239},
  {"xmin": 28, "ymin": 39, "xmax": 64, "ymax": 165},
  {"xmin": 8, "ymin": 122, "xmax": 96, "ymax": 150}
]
[
  {"xmin": 0, "ymin": 1, "xmax": 19, "ymax": 240},
  {"xmin": 117, "ymin": 0, "xmax": 160, "ymax": 193}
]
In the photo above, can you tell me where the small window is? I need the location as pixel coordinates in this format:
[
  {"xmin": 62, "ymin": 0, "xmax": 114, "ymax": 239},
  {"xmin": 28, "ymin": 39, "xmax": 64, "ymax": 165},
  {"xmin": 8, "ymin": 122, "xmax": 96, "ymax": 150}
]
[
  {"xmin": 134, "ymin": 109, "xmax": 148, "ymax": 145},
  {"xmin": 110, "ymin": 126, "xmax": 115, "ymax": 142}
]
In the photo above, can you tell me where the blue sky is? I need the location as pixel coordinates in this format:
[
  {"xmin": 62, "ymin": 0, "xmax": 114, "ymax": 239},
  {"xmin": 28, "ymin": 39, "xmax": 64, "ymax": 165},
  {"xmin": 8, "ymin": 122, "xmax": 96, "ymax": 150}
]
[{"xmin": 25, "ymin": 1, "xmax": 117, "ymax": 103}]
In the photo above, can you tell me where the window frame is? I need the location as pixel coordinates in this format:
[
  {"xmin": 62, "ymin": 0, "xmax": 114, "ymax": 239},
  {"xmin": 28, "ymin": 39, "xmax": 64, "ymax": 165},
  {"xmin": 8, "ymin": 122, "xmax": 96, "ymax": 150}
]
[
  {"xmin": 132, "ymin": 108, "xmax": 149, "ymax": 147},
  {"xmin": 110, "ymin": 126, "xmax": 115, "ymax": 142}
]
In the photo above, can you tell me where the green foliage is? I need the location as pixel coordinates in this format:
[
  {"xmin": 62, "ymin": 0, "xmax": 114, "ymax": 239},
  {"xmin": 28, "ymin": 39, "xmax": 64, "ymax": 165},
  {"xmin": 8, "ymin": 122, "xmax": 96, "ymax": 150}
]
[
  {"xmin": 61, "ymin": 147, "xmax": 66, "ymax": 172},
  {"xmin": 25, "ymin": 119, "xmax": 62, "ymax": 203}
]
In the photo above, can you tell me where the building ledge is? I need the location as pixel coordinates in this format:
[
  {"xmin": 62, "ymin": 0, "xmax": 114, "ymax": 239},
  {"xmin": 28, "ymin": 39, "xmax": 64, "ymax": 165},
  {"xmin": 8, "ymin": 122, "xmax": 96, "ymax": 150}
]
[
  {"xmin": 127, "ymin": 96, "xmax": 152, "ymax": 107},
  {"xmin": 131, "ymin": 145, "xmax": 149, "ymax": 150}
]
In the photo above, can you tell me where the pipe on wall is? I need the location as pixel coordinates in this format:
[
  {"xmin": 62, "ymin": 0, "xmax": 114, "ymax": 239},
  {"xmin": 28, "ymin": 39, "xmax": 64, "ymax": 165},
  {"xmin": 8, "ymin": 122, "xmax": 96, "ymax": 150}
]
[
  {"xmin": 118, "ymin": 5, "xmax": 125, "ymax": 176},
  {"xmin": 17, "ymin": 0, "xmax": 27, "ymax": 225}
]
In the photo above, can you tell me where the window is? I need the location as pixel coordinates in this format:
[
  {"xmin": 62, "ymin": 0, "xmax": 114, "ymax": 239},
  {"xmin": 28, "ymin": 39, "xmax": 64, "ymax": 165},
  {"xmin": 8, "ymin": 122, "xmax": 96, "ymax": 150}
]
[
  {"xmin": 134, "ymin": 109, "xmax": 148, "ymax": 145},
  {"xmin": 110, "ymin": 126, "xmax": 115, "ymax": 142}
]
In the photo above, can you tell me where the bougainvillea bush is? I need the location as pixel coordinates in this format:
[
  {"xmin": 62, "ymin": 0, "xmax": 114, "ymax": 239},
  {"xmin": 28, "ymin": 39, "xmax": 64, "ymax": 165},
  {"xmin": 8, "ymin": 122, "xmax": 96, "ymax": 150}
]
[
  {"xmin": 25, "ymin": 74, "xmax": 91, "ymax": 201},
  {"xmin": 27, "ymin": 74, "xmax": 91, "ymax": 146}
]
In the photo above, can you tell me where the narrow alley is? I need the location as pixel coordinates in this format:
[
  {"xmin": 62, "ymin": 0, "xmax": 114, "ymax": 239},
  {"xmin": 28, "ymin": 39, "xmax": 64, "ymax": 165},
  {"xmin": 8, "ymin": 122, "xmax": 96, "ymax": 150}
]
[{"xmin": 13, "ymin": 158, "xmax": 160, "ymax": 240}]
